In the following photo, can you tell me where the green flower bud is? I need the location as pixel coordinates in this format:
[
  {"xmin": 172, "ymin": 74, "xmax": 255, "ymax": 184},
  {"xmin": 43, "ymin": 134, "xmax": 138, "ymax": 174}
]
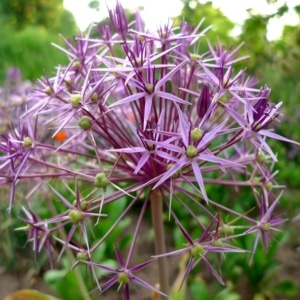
[
  {"xmin": 257, "ymin": 151, "xmax": 266, "ymax": 163},
  {"xmin": 94, "ymin": 173, "xmax": 110, "ymax": 189},
  {"xmin": 72, "ymin": 200, "xmax": 88, "ymax": 211},
  {"xmin": 262, "ymin": 222, "xmax": 271, "ymax": 231},
  {"xmin": 70, "ymin": 94, "xmax": 82, "ymax": 107},
  {"xmin": 78, "ymin": 116, "xmax": 92, "ymax": 130},
  {"xmin": 145, "ymin": 83, "xmax": 154, "ymax": 93},
  {"xmin": 44, "ymin": 86, "xmax": 52, "ymax": 95},
  {"xmin": 72, "ymin": 60, "xmax": 80, "ymax": 69},
  {"xmin": 213, "ymin": 239, "xmax": 224, "ymax": 247},
  {"xmin": 190, "ymin": 128, "xmax": 203, "ymax": 142},
  {"xmin": 69, "ymin": 209, "xmax": 83, "ymax": 224},
  {"xmin": 135, "ymin": 57, "xmax": 142, "ymax": 66},
  {"xmin": 186, "ymin": 145, "xmax": 198, "ymax": 158},
  {"xmin": 138, "ymin": 34, "xmax": 145, "ymax": 41},
  {"xmin": 265, "ymin": 182, "xmax": 273, "ymax": 191},
  {"xmin": 190, "ymin": 53, "xmax": 201, "ymax": 61},
  {"xmin": 220, "ymin": 224, "xmax": 234, "ymax": 237},
  {"xmin": 191, "ymin": 244, "xmax": 204, "ymax": 259},
  {"xmin": 77, "ymin": 252, "xmax": 89, "ymax": 261},
  {"xmin": 91, "ymin": 92, "xmax": 98, "ymax": 101},
  {"xmin": 23, "ymin": 137, "xmax": 33, "ymax": 149},
  {"xmin": 118, "ymin": 271, "xmax": 130, "ymax": 284},
  {"xmin": 147, "ymin": 141, "xmax": 154, "ymax": 150}
]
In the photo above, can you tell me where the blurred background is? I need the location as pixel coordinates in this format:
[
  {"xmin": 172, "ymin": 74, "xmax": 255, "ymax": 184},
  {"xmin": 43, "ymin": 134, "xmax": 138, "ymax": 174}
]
[{"xmin": 0, "ymin": 0, "xmax": 300, "ymax": 299}]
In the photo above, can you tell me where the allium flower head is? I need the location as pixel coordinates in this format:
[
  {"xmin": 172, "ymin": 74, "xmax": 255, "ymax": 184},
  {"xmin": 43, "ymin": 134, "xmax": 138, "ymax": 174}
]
[{"xmin": 1, "ymin": 1, "xmax": 299, "ymax": 298}]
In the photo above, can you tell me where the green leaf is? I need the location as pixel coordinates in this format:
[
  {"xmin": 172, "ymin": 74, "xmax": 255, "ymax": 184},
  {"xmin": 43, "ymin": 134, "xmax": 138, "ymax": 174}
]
[
  {"xmin": 190, "ymin": 279, "xmax": 211, "ymax": 300},
  {"xmin": 44, "ymin": 269, "xmax": 82, "ymax": 300},
  {"xmin": 215, "ymin": 287, "xmax": 241, "ymax": 300},
  {"xmin": 269, "ymin": 279, "xmax": 298, "ymax": 297}
]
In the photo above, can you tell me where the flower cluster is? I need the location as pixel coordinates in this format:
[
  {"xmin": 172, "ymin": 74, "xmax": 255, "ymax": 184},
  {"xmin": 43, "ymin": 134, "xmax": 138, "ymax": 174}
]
[{"xmin": 0, "ymin": 1, "xmax": 299, "ymax": 298}]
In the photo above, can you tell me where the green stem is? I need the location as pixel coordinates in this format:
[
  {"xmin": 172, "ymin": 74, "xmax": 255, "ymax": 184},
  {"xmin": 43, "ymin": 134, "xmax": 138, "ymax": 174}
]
[
  {"xmin": 150, "ymin": 190, "xmax": 169, "ymax": 298},
  {"xmin": 48, "ymin": 201, "xmax": 91, "ymax": 300},
  {"xmin": 58, "ymin": 229, "xmax": 92, "ymax": 300}
]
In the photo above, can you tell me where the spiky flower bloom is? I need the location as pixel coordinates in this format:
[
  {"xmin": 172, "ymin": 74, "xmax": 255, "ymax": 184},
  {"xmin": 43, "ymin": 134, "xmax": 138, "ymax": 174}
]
[{"xmin": 0, "ymin": 1, "xmax": 299, "ymax": 297}]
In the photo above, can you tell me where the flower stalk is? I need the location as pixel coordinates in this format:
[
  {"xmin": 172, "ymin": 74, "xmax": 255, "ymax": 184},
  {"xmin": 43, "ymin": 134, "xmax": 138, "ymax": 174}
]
[{"xmin": 150, "ymin": 190, "xmax": 169, "ymax": 297}]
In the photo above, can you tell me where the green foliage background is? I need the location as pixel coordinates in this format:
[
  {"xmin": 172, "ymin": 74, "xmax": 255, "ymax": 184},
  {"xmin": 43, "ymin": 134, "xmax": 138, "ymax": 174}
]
[
  {"xmin": 0, "ymin": 0, "xmax": 76, "ymax": 34},
  {"xmin": 0, "ymin": 0, "xmax": 77, "ymax": 83}
]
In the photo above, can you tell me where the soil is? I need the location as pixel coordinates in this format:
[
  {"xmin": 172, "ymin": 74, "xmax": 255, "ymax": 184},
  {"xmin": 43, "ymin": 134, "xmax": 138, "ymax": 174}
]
[{"xmin": 1, "ymin": 214, "xmax": 300, "ymax": 300}]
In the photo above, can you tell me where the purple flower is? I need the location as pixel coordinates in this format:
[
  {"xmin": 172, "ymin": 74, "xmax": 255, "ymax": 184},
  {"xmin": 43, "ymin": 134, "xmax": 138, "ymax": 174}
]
[
  {"xmin": 82, "ymin": 245, "xmax": 164, "ymax": 299},
  {"xmin": 108, "ymin": 0, "xmax": 128, "ymax": 38},
  {"xmin": 37, "ymin": 182, "xmax": 107, "ymax": 261},
  {"xmin": 17, "ymin": 207, "xmax": 56, "ymax": 267},
  {"xmin": 108, "ymin": 60, "xmax": 190, "ymax": 130},
  {"xmin": 245, "ymin": 190, "xmax": 286, "ymax": 263},
  {"xmin": 152, "ymin": 109, "xmax": 242, "ymax": 202},
  {"xmin": 154, "ymin": 220, "xmax": 245, "ymax": 288},
  {"xmin": 0, "ymin": 112, "xmax": 38, "ymax": 211}
]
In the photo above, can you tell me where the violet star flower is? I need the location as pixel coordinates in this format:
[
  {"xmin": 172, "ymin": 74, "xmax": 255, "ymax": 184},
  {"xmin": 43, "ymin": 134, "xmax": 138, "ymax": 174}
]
[
  {"xmin": 81, "ymin": 245, "xmax": 165, "ymax": 299},
  {"xmin": 245, "ymin": 190, "xmax": 286, "ymax": 264},
  {"xmin": 108, "ymin": 59, "xmax": 190, "ymax": 128},
  {"xmin": 108, "ymin": 0, "xmax": 128, "ymax": 38},
  {"xmin": 0, "ymin": 112, "xmax": 38, "ymax": 211},
  {"xmin": 153, "ymin": 220, "xmax": 245, "ymax": 289},
  {"xmin": 17, "ymin": 207, "xmax": 56, "ymax": 268},
  {"xmin": 152, "ymin": 108, "xmax": 242, "ymax": 202},
  {"xmin": 37, "ymin": 182, "xmax": 107, "ymax": 261}
]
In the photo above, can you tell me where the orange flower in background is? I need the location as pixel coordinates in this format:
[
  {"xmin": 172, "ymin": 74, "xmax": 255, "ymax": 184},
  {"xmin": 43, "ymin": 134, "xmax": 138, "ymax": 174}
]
[
  {"xmin": 128, "ymin": 112, "xmax": 136, "ymax": 122},
  {"xmin": 53, "ymin": 130, "xmax": 67, "ymax": 142}
]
